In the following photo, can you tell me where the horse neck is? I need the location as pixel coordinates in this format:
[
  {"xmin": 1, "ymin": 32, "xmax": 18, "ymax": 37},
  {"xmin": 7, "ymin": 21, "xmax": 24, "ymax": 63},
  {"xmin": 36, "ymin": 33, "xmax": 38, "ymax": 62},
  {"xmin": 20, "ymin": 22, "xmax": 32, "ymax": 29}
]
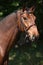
[
  {"xmin": 4, "ymin": 12, "xmax": 19, "ymax": 42},
  {"xmin": 0, "ymin": 12, "xmax": 19, "ymax": 51},
  {"xmin": 0, "ymin": 12, "xmax": 19, "ymax": 65}
]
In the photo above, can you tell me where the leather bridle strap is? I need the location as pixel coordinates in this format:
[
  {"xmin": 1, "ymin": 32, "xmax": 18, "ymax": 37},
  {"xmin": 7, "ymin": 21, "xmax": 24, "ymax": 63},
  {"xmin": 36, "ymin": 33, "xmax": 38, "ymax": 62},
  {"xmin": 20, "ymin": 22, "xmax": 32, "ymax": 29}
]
[
  {"xmin": 20, "ymin": 18, "xmax": 36, "ymax": 32},
  {"xmin": 25, "ymin": 24, "xmax": 36, "ymax": 32},
  {"xmin": 16, "ymin": 11, "xmax": 36, "ymax": 32}
]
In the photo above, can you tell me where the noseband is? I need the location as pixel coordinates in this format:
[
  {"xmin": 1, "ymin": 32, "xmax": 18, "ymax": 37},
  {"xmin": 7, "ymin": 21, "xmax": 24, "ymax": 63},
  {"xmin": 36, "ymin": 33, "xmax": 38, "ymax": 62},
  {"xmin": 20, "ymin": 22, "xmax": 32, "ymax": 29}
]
[{"xmin": 25, "ymin": 24, "xmax": 36, "ymax": 32}]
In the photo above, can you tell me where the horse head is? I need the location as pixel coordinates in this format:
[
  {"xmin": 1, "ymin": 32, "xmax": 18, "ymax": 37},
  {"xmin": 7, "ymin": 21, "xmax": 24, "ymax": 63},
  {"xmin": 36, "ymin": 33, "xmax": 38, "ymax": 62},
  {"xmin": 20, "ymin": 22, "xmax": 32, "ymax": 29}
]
[{"xmin": 17, "ymin": 6, "xmax": 39, "ymax": 42}]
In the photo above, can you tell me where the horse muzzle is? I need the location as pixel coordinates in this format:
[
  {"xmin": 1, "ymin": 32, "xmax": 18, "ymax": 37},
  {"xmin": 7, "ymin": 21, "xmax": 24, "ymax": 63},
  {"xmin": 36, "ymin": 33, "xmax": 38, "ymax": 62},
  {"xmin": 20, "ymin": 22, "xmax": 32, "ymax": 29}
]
[{"xmin": 25, "ymin": 34, "xmax": 39, "ymax": 42}]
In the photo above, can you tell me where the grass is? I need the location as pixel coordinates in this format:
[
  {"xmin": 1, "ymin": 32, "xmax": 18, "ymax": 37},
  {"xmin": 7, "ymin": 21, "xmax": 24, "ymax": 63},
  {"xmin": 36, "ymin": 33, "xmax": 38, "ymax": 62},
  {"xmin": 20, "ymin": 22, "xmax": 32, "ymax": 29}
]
[{"xmin": 9, "ymin": 40, "xmax": 43, "ymax": 65}]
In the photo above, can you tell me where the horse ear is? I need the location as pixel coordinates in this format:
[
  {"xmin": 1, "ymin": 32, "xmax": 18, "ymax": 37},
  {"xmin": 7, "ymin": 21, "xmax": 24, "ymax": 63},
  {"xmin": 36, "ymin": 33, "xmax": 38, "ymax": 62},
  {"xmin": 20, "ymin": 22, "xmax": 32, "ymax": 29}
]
[{"xmin": 28, "ymin": 6, "xmax": 35, "ymax": 13}]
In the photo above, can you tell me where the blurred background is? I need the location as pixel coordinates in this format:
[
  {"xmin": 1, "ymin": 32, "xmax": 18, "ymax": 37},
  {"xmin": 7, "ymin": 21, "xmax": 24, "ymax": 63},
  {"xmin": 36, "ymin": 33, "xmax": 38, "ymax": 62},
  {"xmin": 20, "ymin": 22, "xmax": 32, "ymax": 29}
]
[{"xmin": 0, "ymin": 0, "xmax": 43, "ymax": 65}]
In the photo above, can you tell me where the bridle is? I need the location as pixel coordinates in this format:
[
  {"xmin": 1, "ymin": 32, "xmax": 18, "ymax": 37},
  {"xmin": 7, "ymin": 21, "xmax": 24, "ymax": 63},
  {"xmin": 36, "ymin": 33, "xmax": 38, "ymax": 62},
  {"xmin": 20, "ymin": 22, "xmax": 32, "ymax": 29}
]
[
  {"xmin": 20, "ymin": 16, "xmax": 36, "ymax": 32},
  {"xmin": 16, "ymin": 10, "xmax": 36, "ymax": 32}
]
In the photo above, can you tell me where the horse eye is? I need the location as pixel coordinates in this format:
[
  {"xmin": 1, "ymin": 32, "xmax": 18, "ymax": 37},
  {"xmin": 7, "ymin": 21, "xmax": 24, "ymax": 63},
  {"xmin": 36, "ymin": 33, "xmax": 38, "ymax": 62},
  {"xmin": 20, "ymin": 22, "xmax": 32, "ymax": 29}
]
[{"xmin": 23, "ymin": 17, "xmax": 27, "ymax": 20}]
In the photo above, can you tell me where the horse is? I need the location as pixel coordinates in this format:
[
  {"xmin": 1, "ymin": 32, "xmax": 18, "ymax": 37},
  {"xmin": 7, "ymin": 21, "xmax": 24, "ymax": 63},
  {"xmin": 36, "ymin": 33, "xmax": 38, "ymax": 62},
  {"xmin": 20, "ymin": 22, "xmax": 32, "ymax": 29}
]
[{"xmin": 0, "ymin": 6, "xmax": 39, "ymax": 65}]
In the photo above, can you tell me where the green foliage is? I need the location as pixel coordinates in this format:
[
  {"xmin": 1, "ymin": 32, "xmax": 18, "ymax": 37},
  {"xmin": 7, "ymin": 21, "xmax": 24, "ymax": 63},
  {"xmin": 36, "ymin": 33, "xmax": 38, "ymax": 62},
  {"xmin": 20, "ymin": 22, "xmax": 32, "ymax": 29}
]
[
  {"xmin": 0, "ymin": 0, "xmax": 20, "ymax": 16},
  {"xmin": 9, "ymin": 40, "xmax": 43, "ymax": 65}
]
